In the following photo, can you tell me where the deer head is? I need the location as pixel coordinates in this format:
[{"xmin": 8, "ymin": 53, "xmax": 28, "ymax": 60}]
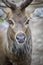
[{"xmin": 2, "ymin": 0, "xmax": 33, "ymax": 63}]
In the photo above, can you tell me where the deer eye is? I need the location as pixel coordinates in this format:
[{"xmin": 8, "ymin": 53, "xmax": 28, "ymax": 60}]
[
  {"xmin": 8, "ymin": 20, "xmax": 14, "ymax": 25},
  {"xmin": 25, "ymin": 20, "xmax": 29, "ymax": 25}
]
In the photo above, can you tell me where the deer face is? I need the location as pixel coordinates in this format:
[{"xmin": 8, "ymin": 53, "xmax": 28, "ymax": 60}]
[
  {"xmin": 7, "ymin": 10, "xmax": 30, "ymax": 53},
  {"xmin": 8, "ymin": 15, "xmax": 29, "ymax": 44},
  {"xmin": 8, "ymin": 8, "xmax": 30, "ymax": 44}
]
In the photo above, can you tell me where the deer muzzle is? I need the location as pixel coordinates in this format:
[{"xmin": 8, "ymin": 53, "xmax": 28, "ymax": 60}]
[{"xmin": 16, "ymin": 33, "xmax": 26, "ymax": 44}]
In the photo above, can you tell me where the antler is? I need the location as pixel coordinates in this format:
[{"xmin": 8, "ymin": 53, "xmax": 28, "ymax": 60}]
[
  {"xmin": 19, "ymin": 0, "xmax": 33, "ymax": 9},
  {"xmin": 2, "ymin": 0, "xmax": 17, "ymax": 9}
]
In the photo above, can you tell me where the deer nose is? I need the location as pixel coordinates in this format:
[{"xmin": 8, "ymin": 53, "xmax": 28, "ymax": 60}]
[{"xmin": 16, "ymin": 33, "xmax": 26, "ymax": 43}]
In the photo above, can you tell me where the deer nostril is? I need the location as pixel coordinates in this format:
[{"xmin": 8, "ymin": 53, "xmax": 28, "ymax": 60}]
[{"xmin": 16, "ymin": 33, "xmax": 26, "ymax": 43}]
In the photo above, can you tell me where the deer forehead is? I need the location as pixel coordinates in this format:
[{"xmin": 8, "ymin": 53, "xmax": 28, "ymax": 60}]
[{"xmin": 11, "ymin": 8, "xmax": 27, "ymax": 23}]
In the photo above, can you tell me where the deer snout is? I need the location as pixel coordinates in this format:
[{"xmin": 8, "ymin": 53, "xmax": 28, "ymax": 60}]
[{"xmin": 16, "ymin": 33, "xmax": 26, "ymax": 44}]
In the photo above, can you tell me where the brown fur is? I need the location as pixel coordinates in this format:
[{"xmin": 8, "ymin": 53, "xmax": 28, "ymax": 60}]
[{"xmin": 0, "ymin": 0, "xmax": 33, "ymax": 65}]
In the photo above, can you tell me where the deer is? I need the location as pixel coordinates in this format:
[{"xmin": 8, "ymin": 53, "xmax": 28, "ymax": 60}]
[{"xmin": 0, "ymin": 0, "xmax": 33, "ymax": 65}]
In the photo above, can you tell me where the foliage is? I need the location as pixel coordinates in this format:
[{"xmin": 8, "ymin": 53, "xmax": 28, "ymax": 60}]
[{"xmin": 0, "ymin": 18, "xmax": 3, "ymax": 22}]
